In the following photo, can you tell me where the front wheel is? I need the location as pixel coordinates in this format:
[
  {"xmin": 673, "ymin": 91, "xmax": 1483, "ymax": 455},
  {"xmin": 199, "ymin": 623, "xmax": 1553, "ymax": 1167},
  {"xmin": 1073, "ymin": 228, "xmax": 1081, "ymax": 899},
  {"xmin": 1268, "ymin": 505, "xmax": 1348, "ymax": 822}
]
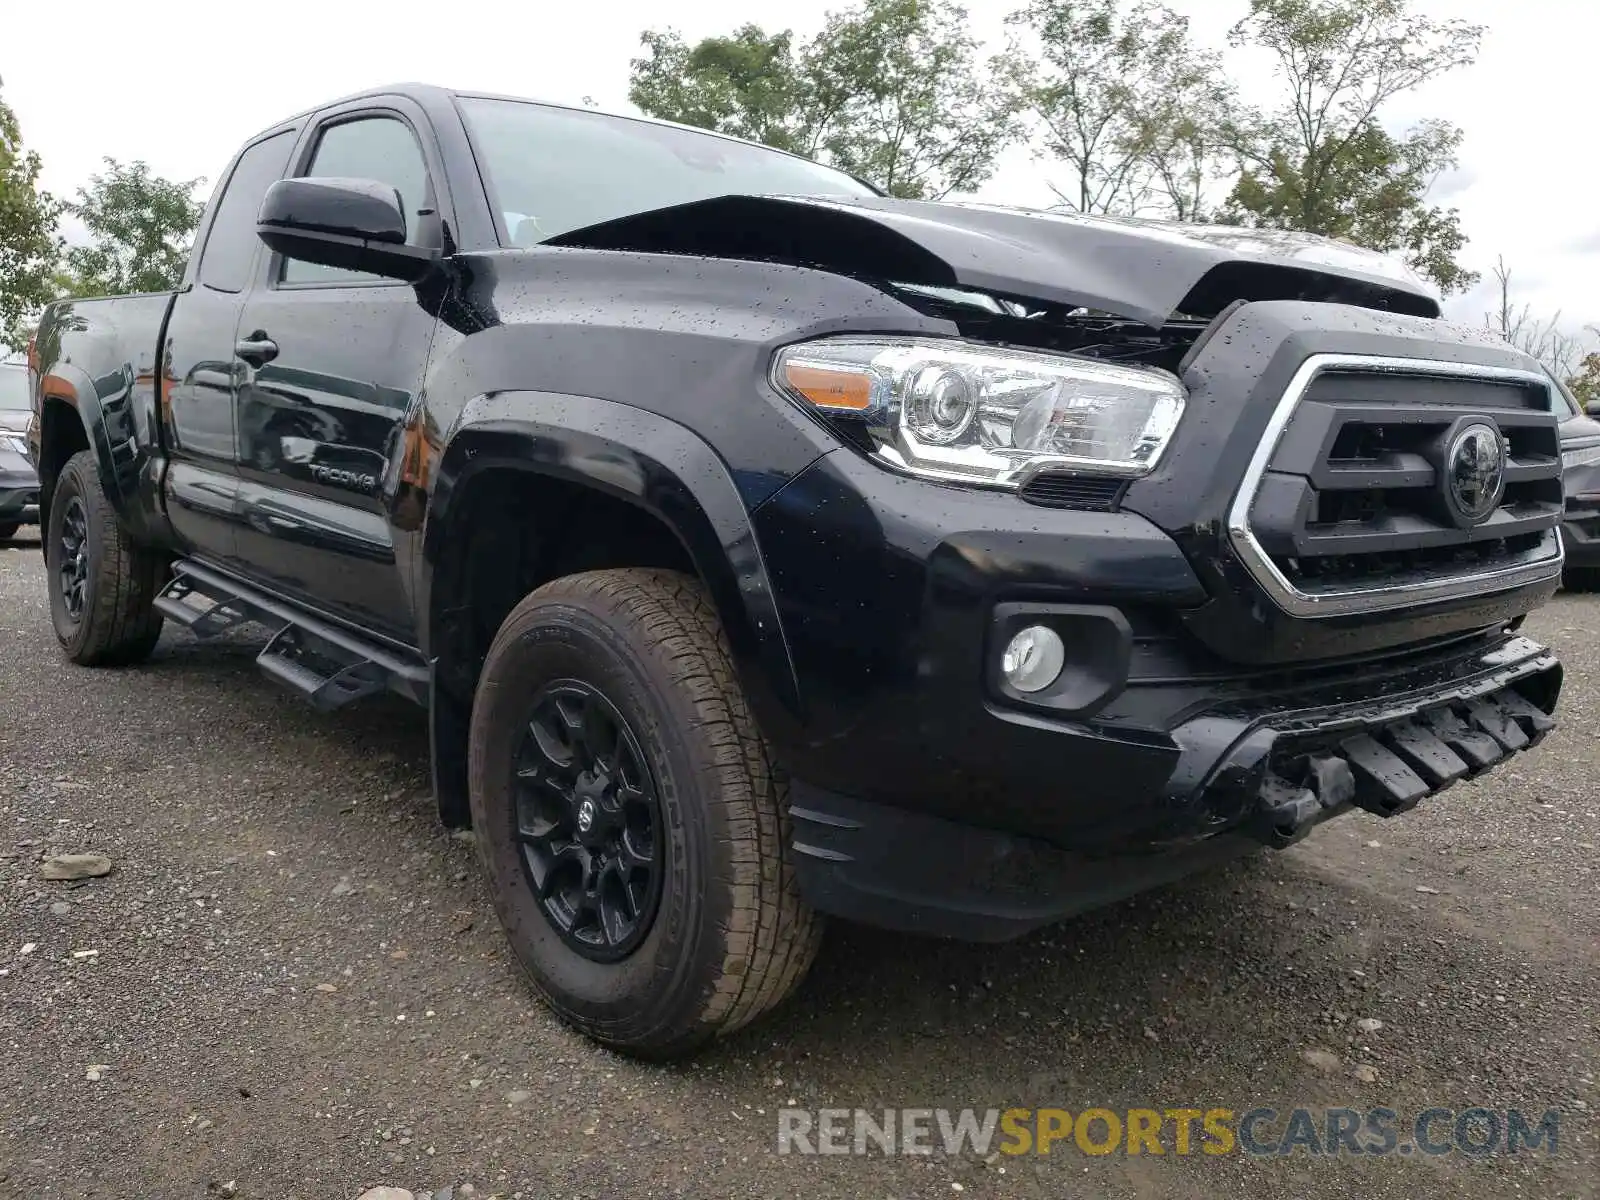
[
  {"xmin": 467, "ymin": 567, "xmax": 821, "ymax": 1058},
  {"xmin": 46, "ymin": 451, "xmax": 165, "ymax": 665},
  {"xmin": 0, "ymin": 521, "xmax": 19, "ymax": 541}
]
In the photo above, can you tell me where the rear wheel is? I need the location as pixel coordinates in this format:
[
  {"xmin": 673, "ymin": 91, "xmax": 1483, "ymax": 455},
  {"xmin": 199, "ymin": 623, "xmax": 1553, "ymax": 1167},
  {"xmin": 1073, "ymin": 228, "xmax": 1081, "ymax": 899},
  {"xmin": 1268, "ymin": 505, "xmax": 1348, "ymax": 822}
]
[
  {"xmin": 467, "ymin": 567, "xmax": 821, "ymax": 1058},
  {"xmin": 46, "ymin": 451, "xmax": 165, "ymax": 665},
  {"xmin": 0, "ymin": 521, "xmax": 19, "ymax": 541},
  {"xmin": 1563, "ymin": 567, "xmax": 1600, "ymax": 593}
]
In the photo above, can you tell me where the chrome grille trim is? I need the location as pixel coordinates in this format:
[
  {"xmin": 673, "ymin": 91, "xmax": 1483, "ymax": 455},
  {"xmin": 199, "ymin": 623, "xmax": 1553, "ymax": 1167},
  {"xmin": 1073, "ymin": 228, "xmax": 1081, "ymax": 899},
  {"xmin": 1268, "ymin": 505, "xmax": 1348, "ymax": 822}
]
[{"xmin": 1226, "ymin": 353, "xmax": 1564, "ymax": 617}]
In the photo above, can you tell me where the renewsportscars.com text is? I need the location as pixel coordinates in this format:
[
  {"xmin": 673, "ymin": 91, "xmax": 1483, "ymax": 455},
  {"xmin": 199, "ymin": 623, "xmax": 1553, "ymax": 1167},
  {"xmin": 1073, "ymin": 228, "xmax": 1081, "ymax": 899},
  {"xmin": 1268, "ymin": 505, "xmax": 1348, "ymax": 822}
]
[{"xmin": 776, "ymin": 1106, "xmax": 1562, "ymax": 1158}]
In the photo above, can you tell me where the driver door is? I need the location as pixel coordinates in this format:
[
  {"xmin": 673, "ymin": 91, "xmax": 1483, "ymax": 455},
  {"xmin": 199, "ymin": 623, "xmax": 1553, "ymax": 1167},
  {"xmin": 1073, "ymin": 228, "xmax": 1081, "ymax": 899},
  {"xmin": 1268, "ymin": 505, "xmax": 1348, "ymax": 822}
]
[{"xmin": 229, "ymin": 103, "xmax": 445, "ymax": 642}]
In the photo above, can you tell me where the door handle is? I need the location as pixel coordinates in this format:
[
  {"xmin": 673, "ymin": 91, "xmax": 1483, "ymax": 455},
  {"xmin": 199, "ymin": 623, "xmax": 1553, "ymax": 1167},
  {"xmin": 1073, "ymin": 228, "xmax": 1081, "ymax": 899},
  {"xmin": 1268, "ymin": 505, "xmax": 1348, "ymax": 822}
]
[{"xmin": 236, "ymin": 333, "xmax": 279, "ymax": 367}]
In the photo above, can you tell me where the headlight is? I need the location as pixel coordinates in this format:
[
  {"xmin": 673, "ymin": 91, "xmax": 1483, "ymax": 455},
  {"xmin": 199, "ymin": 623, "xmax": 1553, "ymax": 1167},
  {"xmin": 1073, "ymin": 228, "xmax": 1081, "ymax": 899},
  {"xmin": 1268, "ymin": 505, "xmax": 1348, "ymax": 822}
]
[
  {"xmin": 0, "ymin": 433, "xmax": 26, "ymax": 456},
  {"xmin": 773, "ymin": 337, "xmax": 1185, "ymax": 487},
  {"xmin": 1563, "ymin": 443, "xmax": 1600, "ymax": 471}
]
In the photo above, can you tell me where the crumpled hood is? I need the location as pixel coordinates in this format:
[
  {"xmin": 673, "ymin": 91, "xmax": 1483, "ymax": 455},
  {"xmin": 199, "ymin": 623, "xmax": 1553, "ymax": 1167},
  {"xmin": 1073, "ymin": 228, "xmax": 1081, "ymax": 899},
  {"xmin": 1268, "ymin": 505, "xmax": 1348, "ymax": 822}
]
[{"xmin": 548, "ymin": 193, "xmax": 1443, "ymax": 328}]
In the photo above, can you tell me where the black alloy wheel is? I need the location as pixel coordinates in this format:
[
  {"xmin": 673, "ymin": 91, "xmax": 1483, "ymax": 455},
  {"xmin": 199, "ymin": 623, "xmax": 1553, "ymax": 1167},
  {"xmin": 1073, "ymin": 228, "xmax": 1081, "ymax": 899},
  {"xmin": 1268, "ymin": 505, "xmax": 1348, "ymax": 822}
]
[
  {"xmin": 514, "ymin": 679, "xmax": 663, "ymax": 962},
  {"xmin": 58, "ymin": 495, "xmax": 90, "ymax": 622},
  {"xmin": 45, "ymin": 450, "xmax": 165, "ymax": 665},
  {"xmin": 468, "ymin": 567, "xmax": 823, "ymax": 1056}
]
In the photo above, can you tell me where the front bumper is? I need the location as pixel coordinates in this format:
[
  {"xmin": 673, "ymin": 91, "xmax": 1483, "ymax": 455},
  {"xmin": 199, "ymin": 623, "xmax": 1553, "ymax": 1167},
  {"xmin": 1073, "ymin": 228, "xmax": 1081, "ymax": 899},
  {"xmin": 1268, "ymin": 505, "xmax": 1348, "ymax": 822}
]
[
  {"xmin": 0, "ymin": 446, "xmax": 41, "ymax": 527},
  {"xmin": 0, "ymin": 480, "xmax": 40, "ymax": 526},
  {"xmin": 1561, "ymin": 503, "xmax": 1600, "ymax": 569},
  {"xmin": 754, "ymin": 449, "xmax": 1558, "ymax": 841},
  {"xmin": 791, "ymin": 639, "xmax": 1559, "ymax": 940},
  {"xmin": 750, "ymin": 446, "xmax": 1562, "ymax": 940}
]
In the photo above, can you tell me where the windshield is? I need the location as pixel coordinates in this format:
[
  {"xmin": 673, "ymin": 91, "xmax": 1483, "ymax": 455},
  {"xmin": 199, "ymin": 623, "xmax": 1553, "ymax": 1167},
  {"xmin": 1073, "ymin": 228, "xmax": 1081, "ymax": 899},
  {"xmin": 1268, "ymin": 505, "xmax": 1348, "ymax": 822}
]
[
  {"xmin": 1545, "ymin": 367, "xmax": 1582, "ymax": 417},
  {"xmin": 0, "ymin": 366, "xmax": 28, "ymax": 412},
  {"xmin": 457, "ymin": 97, "xmax": 877, "ymax": 248}
]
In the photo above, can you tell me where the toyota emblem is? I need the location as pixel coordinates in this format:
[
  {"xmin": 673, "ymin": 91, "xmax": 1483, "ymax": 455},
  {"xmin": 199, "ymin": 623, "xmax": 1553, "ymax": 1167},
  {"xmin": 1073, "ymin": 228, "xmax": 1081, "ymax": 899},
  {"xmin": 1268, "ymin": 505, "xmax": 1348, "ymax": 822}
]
[{"xmin": 1443, "ymin": 421, "xmax": 1506, "ymax": 526}]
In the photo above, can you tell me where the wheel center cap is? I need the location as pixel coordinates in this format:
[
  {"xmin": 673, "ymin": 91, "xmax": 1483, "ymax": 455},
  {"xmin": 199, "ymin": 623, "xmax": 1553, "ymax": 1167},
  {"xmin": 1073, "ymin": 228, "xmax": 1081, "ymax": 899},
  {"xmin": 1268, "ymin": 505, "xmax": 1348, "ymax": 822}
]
[{"xmin": 572, "ymin": 771, "xmax": 613, "ymax": 845}]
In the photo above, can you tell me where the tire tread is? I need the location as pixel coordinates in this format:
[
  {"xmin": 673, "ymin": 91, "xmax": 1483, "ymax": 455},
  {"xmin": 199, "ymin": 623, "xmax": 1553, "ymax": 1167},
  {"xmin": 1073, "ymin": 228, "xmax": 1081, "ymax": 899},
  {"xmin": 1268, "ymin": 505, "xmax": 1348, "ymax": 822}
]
[
  {"xmin": 481, "ymin": 567, "xmax": 821, "ymax": 1050},
  {"xmin": 50, "ymin": 451, "xmax": 164, "ymax": 666}
]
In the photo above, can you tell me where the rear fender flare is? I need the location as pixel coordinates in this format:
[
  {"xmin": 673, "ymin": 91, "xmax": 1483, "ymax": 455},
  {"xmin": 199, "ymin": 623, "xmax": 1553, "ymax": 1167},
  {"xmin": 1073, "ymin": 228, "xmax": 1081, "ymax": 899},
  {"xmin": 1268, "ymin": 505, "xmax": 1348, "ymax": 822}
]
[
  {"xmin": 36, "ymin": 361, "xmax": 129, "ymax": 521},
  {"xmin": 421, "ymin": 390, "xmax": 806, "ymax": 737}
]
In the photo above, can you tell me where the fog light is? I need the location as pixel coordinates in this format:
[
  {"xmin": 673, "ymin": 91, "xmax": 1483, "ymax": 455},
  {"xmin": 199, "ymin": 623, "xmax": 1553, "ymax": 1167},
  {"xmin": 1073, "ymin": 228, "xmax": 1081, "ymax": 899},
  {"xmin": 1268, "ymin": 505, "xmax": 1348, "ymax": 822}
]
[{"xmin": 1001, "ymin": 625, "xmax": 1065, "ymax": 693}]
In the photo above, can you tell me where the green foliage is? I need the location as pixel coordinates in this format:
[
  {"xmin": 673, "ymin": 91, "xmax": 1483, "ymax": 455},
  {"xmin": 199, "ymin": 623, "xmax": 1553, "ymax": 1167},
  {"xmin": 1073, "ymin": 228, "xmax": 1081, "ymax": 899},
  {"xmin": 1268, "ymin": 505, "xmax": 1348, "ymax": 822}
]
[
  {"xmin": 1569, "ymin": 355, "xmax": 1600, "ymax": 409},
  {"xmin": 629, "ymin": 26, "xmax": 814, "ymax": 155},
  {"xmin": 1007, "ymin": 0, "xmax": 1233, "ymax": 218},
  {"xmin": 56, "ymin": 158, "xmax": 205, "ymax": 298},
  {"xmin": 806, "ymin": 0, "xmax": 1023, "ymax": 199},
  {"xmin": 1222, "ymin": 0, "xmax": 1483, "ymax": 293},
  {"xmin": 629, "ymin": 0, "xmax": 1022, "ymax": 200},
  {"xmin": 0, "ymin": 77, "xmax": 63, "ymax": 352}
]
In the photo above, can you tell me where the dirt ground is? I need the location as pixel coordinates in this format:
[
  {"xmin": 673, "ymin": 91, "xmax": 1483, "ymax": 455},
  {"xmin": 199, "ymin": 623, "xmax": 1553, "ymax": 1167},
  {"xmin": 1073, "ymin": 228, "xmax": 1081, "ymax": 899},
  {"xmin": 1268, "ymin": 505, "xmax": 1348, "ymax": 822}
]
[{"xmin": 1, "ymin": 529, "xmax": 1595, "ymax": 1199}]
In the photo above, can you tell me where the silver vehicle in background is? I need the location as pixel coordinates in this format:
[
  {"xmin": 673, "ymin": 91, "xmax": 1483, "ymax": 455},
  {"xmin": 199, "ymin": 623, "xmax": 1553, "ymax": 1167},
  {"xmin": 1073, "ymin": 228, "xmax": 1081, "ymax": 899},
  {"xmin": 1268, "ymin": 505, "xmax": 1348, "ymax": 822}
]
[{"xmin": 0, "ymin": 359, "xmax": 40, "ymax": 540}]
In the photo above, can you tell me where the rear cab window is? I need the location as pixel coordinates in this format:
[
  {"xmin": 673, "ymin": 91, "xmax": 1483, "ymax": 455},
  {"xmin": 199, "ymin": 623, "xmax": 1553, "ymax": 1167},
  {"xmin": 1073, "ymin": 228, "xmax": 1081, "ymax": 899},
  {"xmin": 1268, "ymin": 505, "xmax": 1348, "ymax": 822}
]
[{"xmin": 197, "ymin": 131, "xmax": 298, "ymax": 293}]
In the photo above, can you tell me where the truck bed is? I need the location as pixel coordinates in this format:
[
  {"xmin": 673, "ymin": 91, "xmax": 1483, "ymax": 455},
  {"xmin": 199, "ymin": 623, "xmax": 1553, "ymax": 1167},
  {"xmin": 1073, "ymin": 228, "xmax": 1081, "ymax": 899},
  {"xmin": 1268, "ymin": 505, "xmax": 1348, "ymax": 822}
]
[{"xmin": 30, "ymin": 290, "xmax": 178, "ymax": 547}]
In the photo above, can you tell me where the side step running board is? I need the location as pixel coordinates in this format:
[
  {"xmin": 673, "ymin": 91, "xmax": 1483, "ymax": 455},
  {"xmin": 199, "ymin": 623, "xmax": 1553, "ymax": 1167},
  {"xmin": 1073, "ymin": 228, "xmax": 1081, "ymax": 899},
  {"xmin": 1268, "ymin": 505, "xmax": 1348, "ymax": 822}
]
[{"xmin": 154, "ymin": 559, "xmax": 429, "ymax": 711}]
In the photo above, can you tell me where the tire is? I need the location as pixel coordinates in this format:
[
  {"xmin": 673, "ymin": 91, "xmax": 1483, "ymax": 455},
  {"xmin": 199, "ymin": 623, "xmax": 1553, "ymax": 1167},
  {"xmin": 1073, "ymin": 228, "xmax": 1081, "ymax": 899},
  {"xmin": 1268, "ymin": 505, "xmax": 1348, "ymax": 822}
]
[
  {"xmin": 46, "ymin": 450, "xmax": 165, "ymax": 666},
  {"xmin": 467, "ymin": 567, "xmax": 821, "ymax": 1058},
  {"xmin": 0, "ymin": 521, "xmax": 19, "ymax": 541},
  {"xmin": 1563, "ymin": 567, "xmax": 1600, "ymax": 593}
]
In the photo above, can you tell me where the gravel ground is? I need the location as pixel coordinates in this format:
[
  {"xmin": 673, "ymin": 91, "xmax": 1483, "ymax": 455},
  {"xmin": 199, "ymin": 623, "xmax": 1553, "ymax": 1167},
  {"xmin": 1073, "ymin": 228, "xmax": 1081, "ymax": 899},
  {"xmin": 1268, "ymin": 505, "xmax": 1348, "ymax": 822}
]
[{"xmin": 1, "ymin": 529, "xmax": 1596, "ymax": 1199}]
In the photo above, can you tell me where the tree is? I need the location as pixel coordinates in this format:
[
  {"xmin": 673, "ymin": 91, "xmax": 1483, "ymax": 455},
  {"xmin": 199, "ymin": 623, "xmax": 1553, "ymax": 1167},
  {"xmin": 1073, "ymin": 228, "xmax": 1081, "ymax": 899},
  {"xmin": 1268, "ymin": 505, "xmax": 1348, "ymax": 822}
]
[
  {"xmin": 1223, "ymin": 0, "xmax": 1483, "ymax": 293},
  {"xmin": 1006, "ymin": 0, "xmax": 1233, "ymax": 218},
  {"xmin": 0, "ymin": 76, "xmax": 62, "ymax": 352},
  {"xmin": 1129, "ymin": 81, "xmax": 1237, "ymax": 222},
  {"xmin": 1569, "ymin": 353, "xmax": 1600, "ymax": 409},
  {"xmin": 628, "ymin": 26, "xmax": 816, "ymax": 155},
  {"xmin": 628, "ymin": 0, "xmax": 1022, "ymax": 200},
  {"xmin": 805, "ymin": 0, "xmax": 1022, "ymax": 199},
  {"xmin": 1482, "ymin": 257, "xmax": 1585, "ymax": 380},
  {"xmin": 57, "ymin": 158, "xmax": 205, "ymax": 298}
]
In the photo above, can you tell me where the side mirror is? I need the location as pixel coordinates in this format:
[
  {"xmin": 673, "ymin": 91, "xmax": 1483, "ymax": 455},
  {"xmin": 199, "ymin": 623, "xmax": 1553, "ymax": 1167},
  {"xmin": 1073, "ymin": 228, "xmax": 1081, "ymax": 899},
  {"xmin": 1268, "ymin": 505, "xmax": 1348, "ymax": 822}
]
[
  {"xmin": 257, "ymin": 177, "xmax": 440, "ymax": 283},
  {"xmin": 1586, "ymin": 401, "xmax": 1600, "ymax": 419}
]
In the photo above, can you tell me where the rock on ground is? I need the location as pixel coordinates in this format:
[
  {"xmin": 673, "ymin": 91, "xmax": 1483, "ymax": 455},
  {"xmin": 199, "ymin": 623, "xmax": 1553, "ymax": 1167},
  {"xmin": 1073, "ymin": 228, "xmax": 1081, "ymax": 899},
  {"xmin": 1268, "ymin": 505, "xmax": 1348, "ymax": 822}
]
[{"xmin": 39, "ymin": 853, "xmax": 113, "ymax": 880}]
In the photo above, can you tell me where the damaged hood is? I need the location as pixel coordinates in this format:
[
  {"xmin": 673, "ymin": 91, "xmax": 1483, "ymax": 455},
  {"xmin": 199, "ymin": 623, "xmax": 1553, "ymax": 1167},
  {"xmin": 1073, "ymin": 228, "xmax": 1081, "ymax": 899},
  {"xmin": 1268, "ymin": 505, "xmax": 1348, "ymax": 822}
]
[{"xmin": 547, "ymin": 193, "xmax": 1443, "ymax": 328}]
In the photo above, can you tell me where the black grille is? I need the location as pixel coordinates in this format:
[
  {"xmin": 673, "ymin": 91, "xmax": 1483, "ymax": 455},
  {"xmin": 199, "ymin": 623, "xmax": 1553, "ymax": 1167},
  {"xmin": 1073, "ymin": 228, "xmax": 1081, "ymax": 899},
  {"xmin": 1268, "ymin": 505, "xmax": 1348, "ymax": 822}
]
[
  {"xmin": 1246, "ymin": 368, "xmax": 1563, "ymax": 598},
  {"xmin": 1018, "ymin": 473, "xmax": 1126, "ymax": 510}
]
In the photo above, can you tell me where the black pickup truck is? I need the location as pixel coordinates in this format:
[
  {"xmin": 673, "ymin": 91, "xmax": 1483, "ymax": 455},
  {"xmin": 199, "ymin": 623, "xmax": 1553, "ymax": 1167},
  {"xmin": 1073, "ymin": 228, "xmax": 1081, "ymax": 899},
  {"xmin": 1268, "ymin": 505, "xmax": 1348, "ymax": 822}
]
[{"xmin": 24, "ymin": 84, "xmax": 1566, "ymax": 1057}]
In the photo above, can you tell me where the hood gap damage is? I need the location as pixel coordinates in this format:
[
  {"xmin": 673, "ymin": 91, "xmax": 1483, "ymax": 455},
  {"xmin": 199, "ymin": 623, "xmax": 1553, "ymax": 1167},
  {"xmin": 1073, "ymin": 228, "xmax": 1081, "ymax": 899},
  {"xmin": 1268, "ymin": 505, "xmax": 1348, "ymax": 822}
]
[{"xmin": 547, "ymin": 193, "xmax": 1442, "ymax": 333}]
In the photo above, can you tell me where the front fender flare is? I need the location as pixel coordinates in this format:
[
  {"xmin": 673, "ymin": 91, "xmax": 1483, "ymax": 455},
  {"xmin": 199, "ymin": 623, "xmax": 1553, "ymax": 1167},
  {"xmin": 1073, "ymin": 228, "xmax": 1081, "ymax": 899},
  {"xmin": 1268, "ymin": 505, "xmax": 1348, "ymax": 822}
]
[{"xmin": 422, "ymin": 390, "xmax": 808, "ymax": 735}]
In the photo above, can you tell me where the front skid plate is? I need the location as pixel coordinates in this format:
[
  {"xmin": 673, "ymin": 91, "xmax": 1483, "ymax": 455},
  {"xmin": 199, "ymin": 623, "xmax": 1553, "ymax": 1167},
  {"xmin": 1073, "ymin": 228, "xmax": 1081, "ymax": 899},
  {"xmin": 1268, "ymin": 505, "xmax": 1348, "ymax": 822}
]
[{"xmin": 1243, "ymin": 682, "xmax": 1556, "ymax": 846}]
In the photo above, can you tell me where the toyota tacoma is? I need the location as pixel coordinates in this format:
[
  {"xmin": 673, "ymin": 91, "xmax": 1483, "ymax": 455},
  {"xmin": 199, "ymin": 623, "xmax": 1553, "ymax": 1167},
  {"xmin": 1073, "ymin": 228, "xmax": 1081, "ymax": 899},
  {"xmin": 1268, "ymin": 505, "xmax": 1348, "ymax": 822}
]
[{"xmin": 22, "ymin": 84, "xmax": 1565, "ymax": 1057}]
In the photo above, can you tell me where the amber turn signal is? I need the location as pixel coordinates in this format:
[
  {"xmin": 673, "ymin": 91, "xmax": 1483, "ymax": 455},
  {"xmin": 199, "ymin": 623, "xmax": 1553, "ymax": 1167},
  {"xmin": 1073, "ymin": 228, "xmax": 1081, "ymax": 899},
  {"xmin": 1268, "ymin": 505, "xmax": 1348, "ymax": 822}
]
[{"xmin": 780, "ymin": 361, "xmax": 874, "ymax": 412}]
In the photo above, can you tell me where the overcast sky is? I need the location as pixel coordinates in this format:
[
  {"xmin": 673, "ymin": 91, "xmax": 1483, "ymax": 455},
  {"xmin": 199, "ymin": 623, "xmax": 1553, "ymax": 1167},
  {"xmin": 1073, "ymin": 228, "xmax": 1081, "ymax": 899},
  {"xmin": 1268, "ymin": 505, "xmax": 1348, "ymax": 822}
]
[{"xmin": 4, "ymin": 0, "xmax": 1592, "ymax": 335}]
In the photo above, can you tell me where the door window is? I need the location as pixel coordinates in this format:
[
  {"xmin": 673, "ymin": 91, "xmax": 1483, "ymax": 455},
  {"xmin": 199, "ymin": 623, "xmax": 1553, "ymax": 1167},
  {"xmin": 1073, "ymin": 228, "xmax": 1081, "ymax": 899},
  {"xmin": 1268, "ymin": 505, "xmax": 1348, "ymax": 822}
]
[{"xmin": 282, "ymin": 116, "xmax": 431, "ymax": 286}]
